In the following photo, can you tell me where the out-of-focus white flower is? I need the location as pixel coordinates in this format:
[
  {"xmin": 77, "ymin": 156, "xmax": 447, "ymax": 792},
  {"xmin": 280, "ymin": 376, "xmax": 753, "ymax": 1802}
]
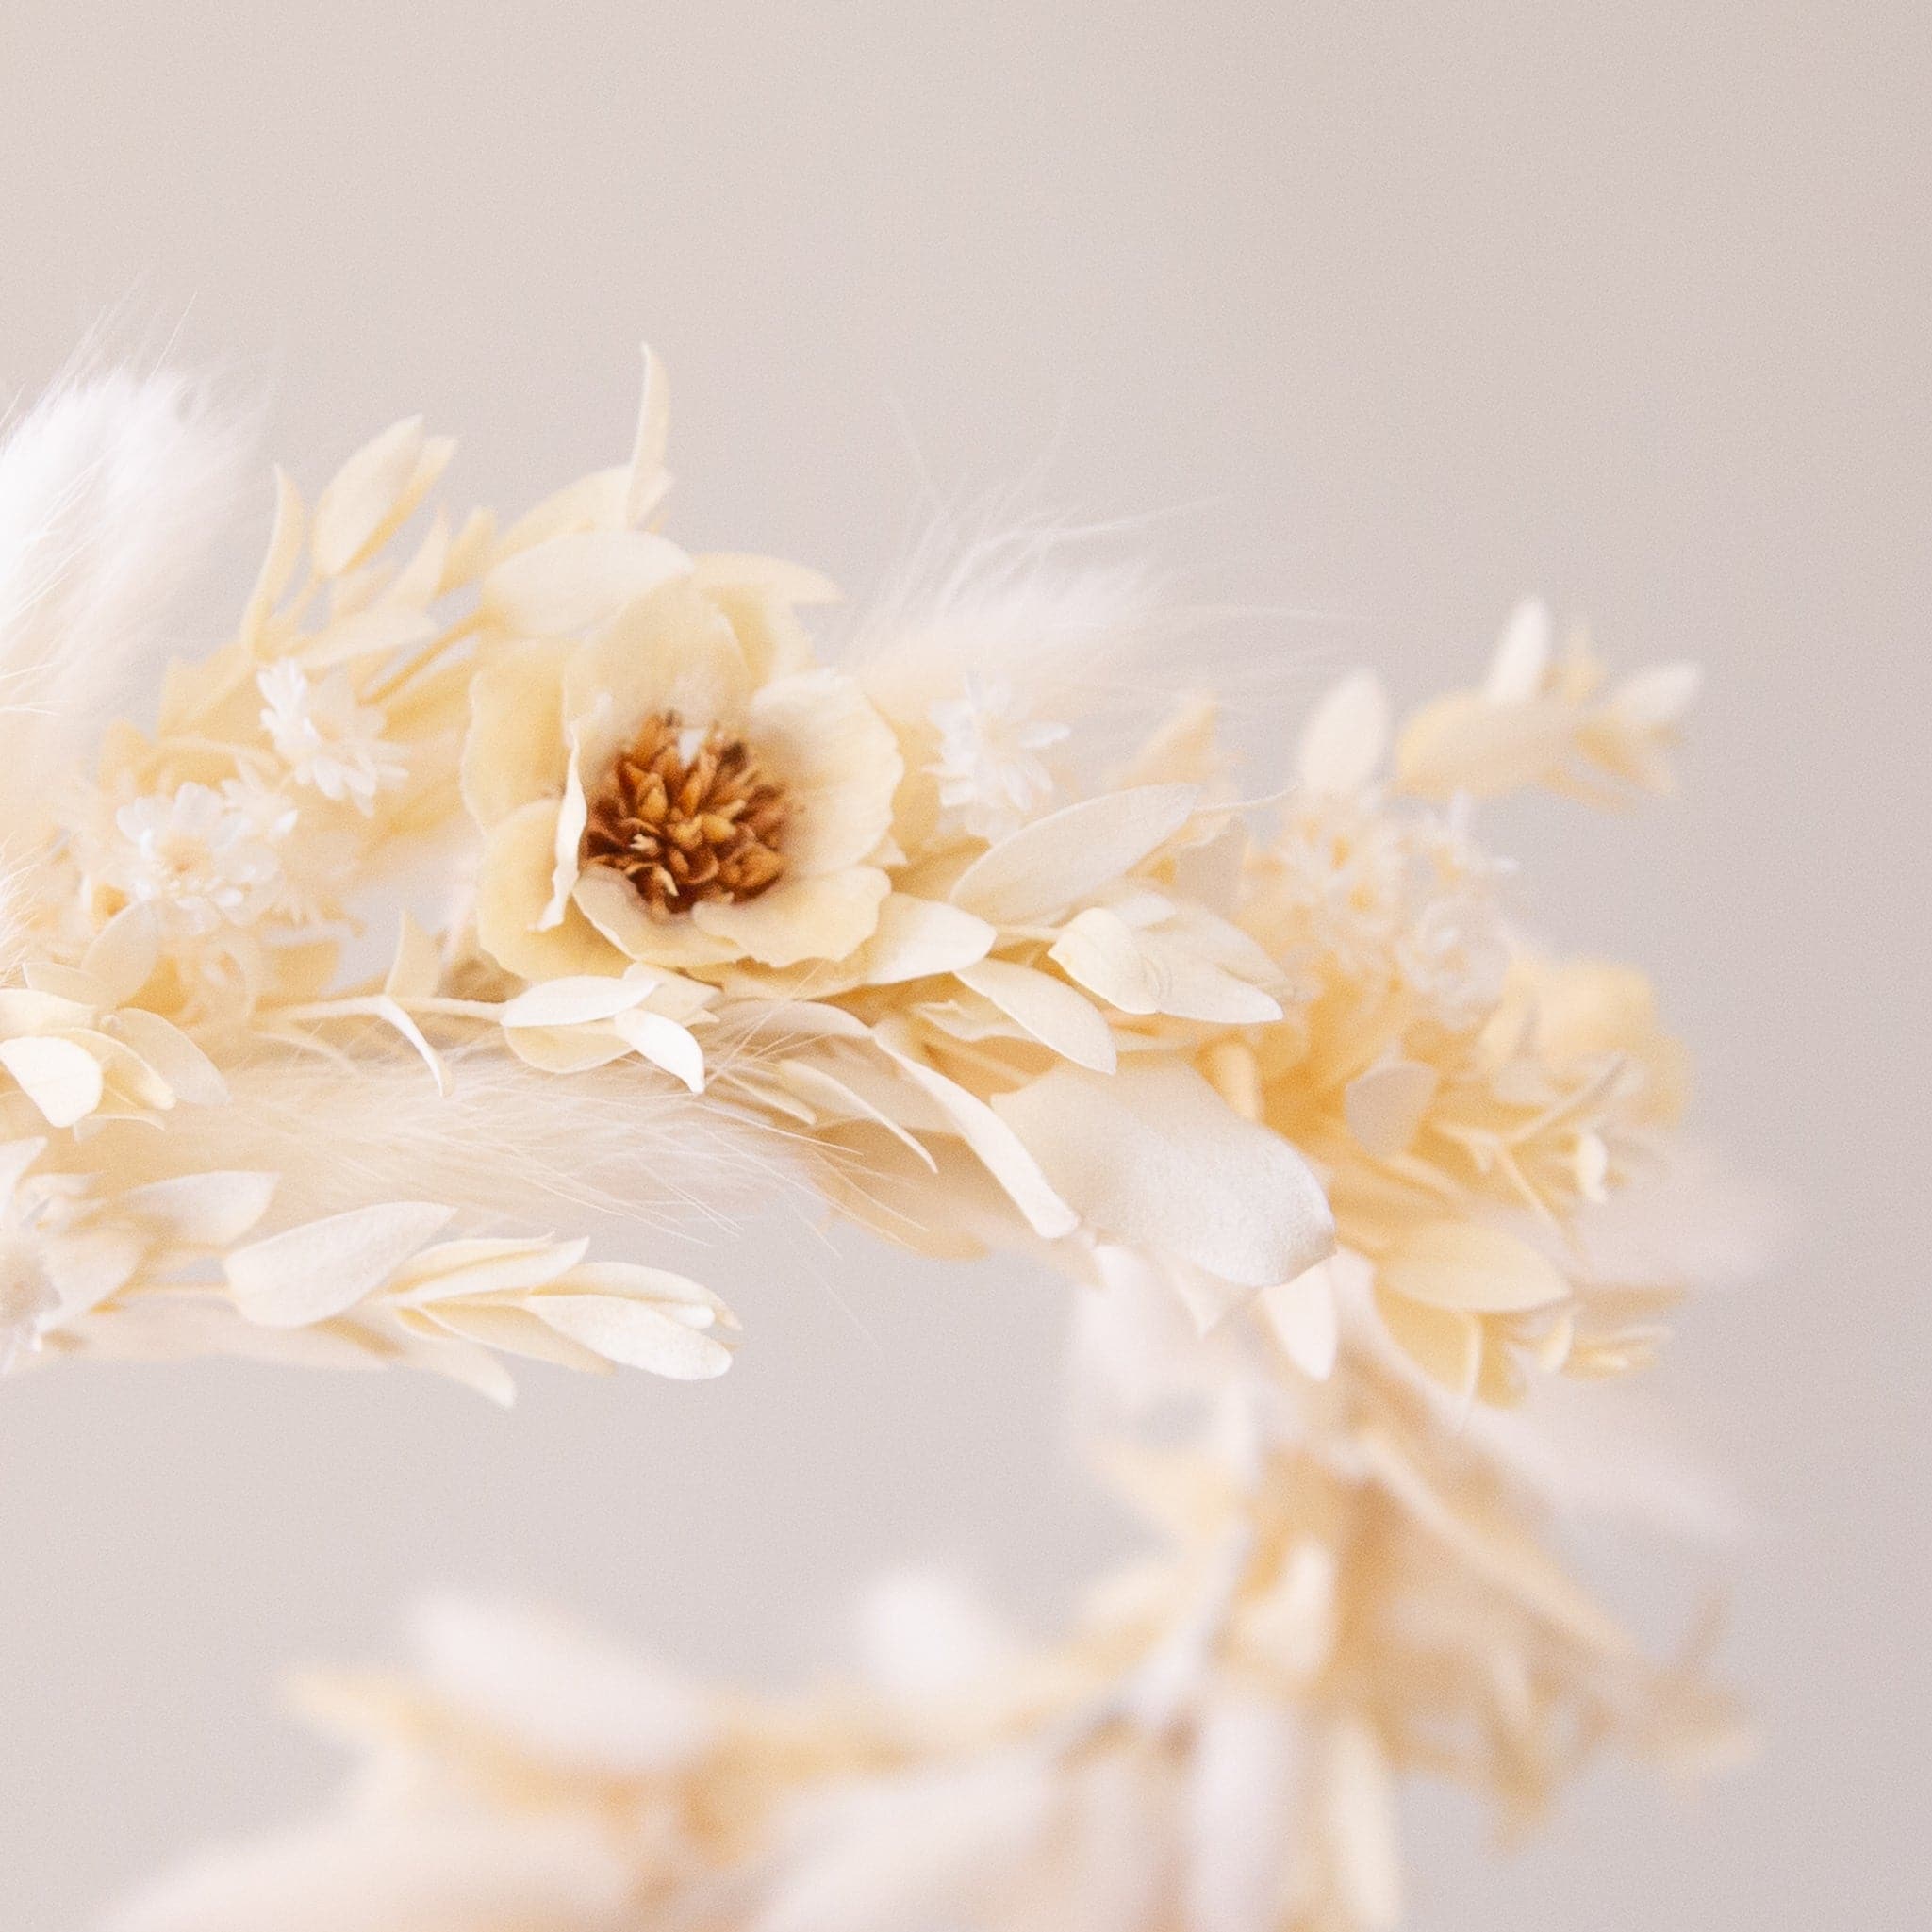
[
  {"xmin": 927, "ymin": 672, "xmax": 1069, "ymax": 839},
  {"xmin": 258, "ymin": 661, "xmax": 406, "ymax": 813},
  {"xmin": 0, "ymin": 1228, "xmax": 56, "ymax": 1372},
  {"xmin": 107, "ymin": 783, "xmax": 284, "ymax": 936}
]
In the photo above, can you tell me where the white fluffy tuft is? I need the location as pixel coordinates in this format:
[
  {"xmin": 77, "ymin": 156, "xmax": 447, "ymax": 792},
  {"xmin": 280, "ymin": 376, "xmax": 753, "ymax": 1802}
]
[{"xmin": 0, "ymin": 365, "xmax": 249, "ymax": 829}]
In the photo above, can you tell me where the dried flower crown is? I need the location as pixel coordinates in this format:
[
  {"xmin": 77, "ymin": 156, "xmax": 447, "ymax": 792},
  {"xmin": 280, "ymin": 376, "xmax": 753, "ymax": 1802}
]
[{"xmin": 0, "ymin": 352, "xmax": 1738, "ymax": 1931}]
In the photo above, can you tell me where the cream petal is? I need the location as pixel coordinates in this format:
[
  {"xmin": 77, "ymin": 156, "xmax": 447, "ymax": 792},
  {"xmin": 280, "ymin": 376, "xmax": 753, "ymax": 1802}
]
[
  {"xmin": 570, "ymin": 866, "xmax": 744, "ymax": 969},
  {"xmin": 992, "ymin": 1061, "xmax": 1334, "ymax": 1293},
  {"xmin": 610, "ymin": 1008, "xmax": 707, "ymax": 1093},
  {"xmin": 1485, "ymin": 597, "xmax": 1555, "ymax": 701},
  {"xmin": 747, "ymin": 669, "xmax": 901, "ymax": 877},
  {"xmin": 869, "ymin": 1020, "xmax": 1079, "ymax": 1242},
  {"xmin": 1262, "ymin": 1263, "xmax": 1340, "ymax": 1379},
  {"xmin": 1048, "ymin": 907, "xmax": 1159, "ymax": 1015},
  {"xmin": 957, "ymin": 959, "xmax": 1116, "ymax": 1073},
  {"xmin": 1378, "ymin": 1221, "xmax": 1570, "ymax": 1314},
  {"xmin": 311, "ymin": 417, "xmax": 447, "ymax": 578},
  {"xmin": 531, "ymin": 1293, "xmax": 734, "ymax": 1380},
  {"xmin": 694, "ymin": 553, "xmax": 840, "ymax": 683},
  {"xmin": 481, "ymin": 529, "xmax": 692, "ymax": 637},
  {"xmin": 225, "ymin": 1202, "xmax": 454, "ymax": 1329},
  {"xmin": 850, "ymin": 895, "xmax": 995, "ymax": 984},
  {"xmin": 692, "ymin": 867, "xmax": 889, "ymax": 968},
  {"xmin": 1297, "ymin": 670, "xmax": 1391, "ymax": 794},
  {"xmin": 538, "ymin": 745, "xmax": 589, "ymax": 930},
  {"xmin": 1395, "ymin": 692, "xmax": 1575, "ymax": 799},
  {"xmin": 949, "ymin": 784, "xmax": 1199, "ymax": 927},
  {"xmin": 0, "ymin": 1035, "xmax": 104, "ymax": 1127},
  {"xmin": 474, "ymin": 800, "xmax": 627, "ymax": 981},
  {"xmin": 562, "ymin": 577, "xmax": 753, "ymax": 778},
  {"xmin": 462, "ymin": 640, "xmax": 571, "ymax": 826}
]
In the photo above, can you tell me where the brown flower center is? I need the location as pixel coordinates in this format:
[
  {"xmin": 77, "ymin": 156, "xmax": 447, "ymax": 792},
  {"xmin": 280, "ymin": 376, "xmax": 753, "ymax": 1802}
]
[{"xmin": 582, "ymin": 711, "xmax": 789, "ymax": 914}]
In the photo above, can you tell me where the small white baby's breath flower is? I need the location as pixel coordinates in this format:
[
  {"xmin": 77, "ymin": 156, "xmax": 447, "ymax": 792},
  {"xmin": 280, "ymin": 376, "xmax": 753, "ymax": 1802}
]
[
  {"xmin": 258, "ymin": 661, "xmax": 406, "ymax": 813},
  {"xmin": 107, "ymin": 782, "xmax": 284, "ymax": 936},
  {"xmin": 926, "ymin": 672, "xmax": 1069, "ymax": 840}
]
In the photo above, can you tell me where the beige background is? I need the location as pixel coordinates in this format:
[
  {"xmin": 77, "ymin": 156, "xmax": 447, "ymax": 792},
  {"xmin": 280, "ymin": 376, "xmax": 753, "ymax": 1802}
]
[{"xmin": 0, "ymin": 5, "xmax": 1925, "ymax": 1926}]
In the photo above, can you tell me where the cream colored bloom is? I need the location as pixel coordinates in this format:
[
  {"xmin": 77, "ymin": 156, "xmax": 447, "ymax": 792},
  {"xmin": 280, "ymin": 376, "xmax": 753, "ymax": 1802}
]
[
  {"xmin": 926, "ymin": 670, "xmax": 1069, "ymax": 839},
  {"xmin": 258, "ymin": 661, "xmax": 407, "ymax": 812},
  {"xmin": 103, "ymin": 783, "xmax": 284, "ymax": 936},
  {"xmin": 464, "ymin": 555, "xmax": 902, "ymax": 980}
]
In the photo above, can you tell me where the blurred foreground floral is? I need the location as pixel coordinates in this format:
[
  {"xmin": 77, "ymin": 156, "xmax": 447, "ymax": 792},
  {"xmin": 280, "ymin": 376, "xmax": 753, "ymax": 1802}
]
[{"xmin": 0, "ymin": 352, "xmax": 1742, "ymax": 1930}]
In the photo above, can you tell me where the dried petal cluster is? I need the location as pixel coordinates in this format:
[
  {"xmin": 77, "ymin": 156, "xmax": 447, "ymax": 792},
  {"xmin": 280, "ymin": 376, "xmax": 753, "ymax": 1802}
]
[{"xmin": 0, "ymin": 350, "xmax": 1737, "ymax": 1932}]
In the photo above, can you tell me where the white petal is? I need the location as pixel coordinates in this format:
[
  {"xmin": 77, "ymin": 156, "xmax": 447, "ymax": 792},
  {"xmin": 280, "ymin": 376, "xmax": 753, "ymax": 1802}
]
[
  {"xmin": 949, "ymin": 784, "xmax": 1199, "ymax": 926},
  {"xmin": 992, "ymin": 1061, "xmax": 1333, "ymax": 1294},
  {"xmin": 958, "ymin": 959, "xmax": 1116, "ymax": 1072},
  {"xmin": 498, "ymin": 975, "xmax": 647, "ymax": 1028},
  {"xmin": 119, "ymin": 1172, "xmax": 277, "ymax": 1249},
  {"xmin": 107, "ymin": 1009, "xmax": 228, "ymax": 1106},
  {"xmin": 1485, "ymin": 596, "xmax": 1554, "ymax": 702},
  {"xmin": 1296, "ymin": 669, "xmax": 1390, "ymax": 794},
  {"xmin": 0, "ymin": 1034, "xmax": 103, "ymax": 1126},
  {"xmin": 1262, "ymin": 1262, "xmax": 1340, "ymax": 1379},
  {"xmin": 854, "ymin": 894, "xmax": 995, "ymax": 983},
  {"xmin": 225, "ymin": 1201, "xmax": 454, "ymax": 1328},
  {"xmin": 310, "ymin": 418, "xmax": 421, "ymax": 575},
  {"xmin": 1610, "ymin": 660, "xmax": 1702, "ymax": 729},
  {"xmin": 871, "ymin": 1021, "xmax": 1079, "ymax": 1240},
  {"xmin": 1049, "ymin": 907, "xmax": 1158, "ymax": 1015},
  {"xmin": 531, "ymin": 1293, "xmax": 734, "ymax": 1379},
  {"xmin": 480, "ymin": 529, "xmax": 691, "ymax": 636},
  {"xmin": 611, "ymin": 1007, "xmax": 706, "ymax": 1092}
]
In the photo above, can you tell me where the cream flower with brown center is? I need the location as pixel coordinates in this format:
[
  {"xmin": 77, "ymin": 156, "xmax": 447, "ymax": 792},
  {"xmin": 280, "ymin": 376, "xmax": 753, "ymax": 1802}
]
[{"xmin": 463, "ymin": 549, "xmax": 903, "ymax": 980}]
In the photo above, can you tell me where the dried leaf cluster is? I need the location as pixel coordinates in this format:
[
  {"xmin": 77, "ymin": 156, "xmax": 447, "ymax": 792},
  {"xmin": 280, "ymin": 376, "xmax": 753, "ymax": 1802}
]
[{"xmin": 0, "ymin": 354, "xmax": 1733, "ymax": 1931}]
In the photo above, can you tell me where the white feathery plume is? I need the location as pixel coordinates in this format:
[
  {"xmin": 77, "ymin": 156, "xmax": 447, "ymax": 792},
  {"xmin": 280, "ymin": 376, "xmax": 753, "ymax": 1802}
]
[
  {"xmin": 102, "ymin": 1814, "xmax": 638, "ymax": 1932},
  {"xmin": 74, "ymin": 1041, "xmax": 804, "ymax": 1245},
  {"xmin": 0, "ymin": 366, "xmax": 248, "ymax": 834}
]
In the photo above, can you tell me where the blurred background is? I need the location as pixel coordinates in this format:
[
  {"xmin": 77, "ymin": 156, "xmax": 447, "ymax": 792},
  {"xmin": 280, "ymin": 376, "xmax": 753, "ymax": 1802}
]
[{"xmin": 0, "ymin": 5, "xmax": 1924, "ymax": 1925}]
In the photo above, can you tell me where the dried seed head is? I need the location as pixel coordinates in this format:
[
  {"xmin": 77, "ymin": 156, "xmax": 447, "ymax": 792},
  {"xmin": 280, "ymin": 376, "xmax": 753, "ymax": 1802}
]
[{"xmin": 582, "ymin": 711, "xmax": 789, "ymax": 914}]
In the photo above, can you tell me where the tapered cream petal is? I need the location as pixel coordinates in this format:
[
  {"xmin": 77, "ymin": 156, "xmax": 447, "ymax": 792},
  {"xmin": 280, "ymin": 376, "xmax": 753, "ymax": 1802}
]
[
  {"xmin": 225, "ymin": 1201, "xmax": 454, "ymax": 1328},
  {"xmin": 949, "ymin": 784, "xmax": 1199, "ymax": 926},
  {"xmin": 957, "ymin": 959, "xmax": 1116, "ymax": 1073},
  {"xmin": 474, "ymin": 798, "xmax": 627, "ymax": 980}
]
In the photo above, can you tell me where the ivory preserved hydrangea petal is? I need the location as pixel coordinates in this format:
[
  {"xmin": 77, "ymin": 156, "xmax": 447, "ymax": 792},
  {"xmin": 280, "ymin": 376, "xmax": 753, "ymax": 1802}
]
[
  {"xmin": 224, "ymin": 1201, "xmax": 455, "ymax": 1328},
  {"xmin": 948, "ymin": 784, "xmax": 1199, "ymax": 926}
]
